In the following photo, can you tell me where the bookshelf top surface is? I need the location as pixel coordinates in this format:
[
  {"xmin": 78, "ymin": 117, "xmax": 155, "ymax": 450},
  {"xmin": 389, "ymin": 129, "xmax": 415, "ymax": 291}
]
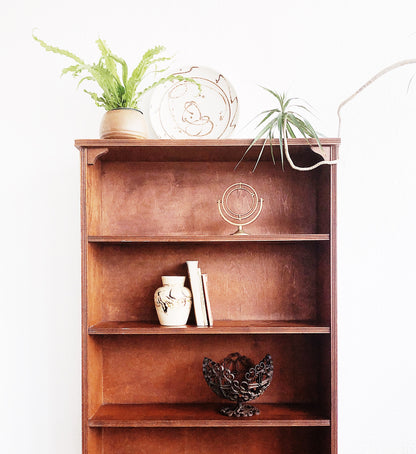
[
  {"xmin": 76, "ymin": 138, "xmax": 340, "ymax": 163},
  {"xmin": 75, "ymin": 138, "xmax": 341, "ymax": 150}
]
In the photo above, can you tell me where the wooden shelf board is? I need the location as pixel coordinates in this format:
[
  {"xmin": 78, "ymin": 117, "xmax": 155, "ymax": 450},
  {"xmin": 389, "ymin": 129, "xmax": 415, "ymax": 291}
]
[
  {"xmin": 88, "ymin": 234, "xmax": 330, "ymax": 243},
  {"xmin": 89, "ymin": 403, "xmax": 330, "ymax": 428},
  {"xmin": 75, "ymin": 138, "xmax": 340, "ymax": 163},
  {"xmin": 88, "ymin": 320, "xmax": 330, "ymax": 335},
  {"xmin": 76, "ymin": 138, "xmax": 340, "ymax": 149}
]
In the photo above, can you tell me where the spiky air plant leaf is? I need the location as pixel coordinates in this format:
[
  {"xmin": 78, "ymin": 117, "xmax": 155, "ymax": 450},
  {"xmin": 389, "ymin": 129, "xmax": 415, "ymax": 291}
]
[
  {"xmin": 33, "ymin": 31, "xmax": 199, "ymax": 111},
  {"xmin": 236, "ymin": 88, "xmax": 337, "ymax": 172}
]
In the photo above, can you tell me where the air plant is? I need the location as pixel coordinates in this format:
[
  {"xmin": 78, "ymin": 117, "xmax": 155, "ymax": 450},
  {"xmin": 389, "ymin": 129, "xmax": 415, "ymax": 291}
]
[
  {"xmin": 236, "ymin": 88, "xmax": 337, "ymax": 172},
  {"xmin": 32, "ymin": 31, "xmax": 198, "ymax": 111}
]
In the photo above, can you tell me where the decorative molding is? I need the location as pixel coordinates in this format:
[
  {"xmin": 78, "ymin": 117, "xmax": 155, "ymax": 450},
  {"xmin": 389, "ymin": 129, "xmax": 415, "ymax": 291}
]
[
  {"xmin": 310, "ymin": 146, "xmax": 331, "ymax": 161},
  {"xmin": 87, "ymin": 147, "xmax": 109, "ymax": 165}
]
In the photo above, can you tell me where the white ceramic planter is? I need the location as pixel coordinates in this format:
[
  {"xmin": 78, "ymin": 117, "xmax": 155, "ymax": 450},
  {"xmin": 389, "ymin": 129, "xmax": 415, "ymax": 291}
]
[
  {"xmin": 99, "ymin": 108, "xmax": 148, "ymax": 139},
  {"xmin": 154, "ymin": 276, "xmax": 192, "ymax": 326}
]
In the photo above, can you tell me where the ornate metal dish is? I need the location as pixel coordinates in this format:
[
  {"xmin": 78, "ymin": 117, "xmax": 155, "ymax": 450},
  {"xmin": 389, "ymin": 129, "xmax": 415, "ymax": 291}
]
[{"xmin": 202, "ymin": 352, "xmax": 274, "ymax": 417}]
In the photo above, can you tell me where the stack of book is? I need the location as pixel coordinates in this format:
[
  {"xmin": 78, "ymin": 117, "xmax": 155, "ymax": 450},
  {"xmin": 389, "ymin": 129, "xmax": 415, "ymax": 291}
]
[{"xmin": 186, "ymin": 260, "xmax": 214, "ymax": 327}]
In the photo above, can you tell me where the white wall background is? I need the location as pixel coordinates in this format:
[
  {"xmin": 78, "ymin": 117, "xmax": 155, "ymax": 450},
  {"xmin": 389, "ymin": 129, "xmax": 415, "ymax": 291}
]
[{"xmin": 1, "ymin": 1, "xmax": 416, "ymax": 453}]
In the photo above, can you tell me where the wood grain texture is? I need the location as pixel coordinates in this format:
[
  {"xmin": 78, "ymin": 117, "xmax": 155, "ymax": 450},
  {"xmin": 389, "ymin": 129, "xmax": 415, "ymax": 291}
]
[
  {"xmin": 88, "ymin": 320, "xmax": 330, "ymax": 335},
  {"xmin": 94, "ymin": 242, "xmax": 321, "ymax": 323},
  {"xmin": 330, "ymin": 144, "xmax": 338, "ymax": 454},
  {"xmin": 81, "ymin": 149, "xmax": 102, "ymax": 454},
  {"xmin": 99, "ymin": 161, "xmax": 325, "ymax": 236},
  {"xmin": 89, "ymin": 403, "xmax": 330, "ymax": 427},
  {"xmin": 86, "ymin": 159, "xmax": 102, "ymax": 236},
  {"xmin": 87, "ymin": 147, "xmax": 109, "ymax": 165},
  {"xmin": 88, "ymin": 234, "xmax": 330, "ymax": 243},
  {"xmin": 100, "ymin": 334, "xmax": 328, "ymax": 405},
  {"xmin": 317, "ymin": 242, "xmax": 331, "ymax": 325},
  {"xmin": 80, "ymin": 147, "xmax": 89, "ymax": 454},
  {"xmin": 102, "ymin": 427, "xmax": 330, "ymax": 454},
  {"xmin": 75, "ymin": 138, "xmax": 340, "ymax": 165},
  {"xmin": 75, "ymin": 138, "xmax": 341, "ymax": 148}
]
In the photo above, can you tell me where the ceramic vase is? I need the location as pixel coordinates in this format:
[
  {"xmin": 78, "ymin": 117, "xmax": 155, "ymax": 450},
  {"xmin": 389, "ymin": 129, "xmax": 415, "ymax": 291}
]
[
  {"xmin": 99, "ymin": 108, "xmax": 148, "ymax": 139},
  {"xmin": 154, "ymin": 276, "xmax": 192, "ymax": 326}
]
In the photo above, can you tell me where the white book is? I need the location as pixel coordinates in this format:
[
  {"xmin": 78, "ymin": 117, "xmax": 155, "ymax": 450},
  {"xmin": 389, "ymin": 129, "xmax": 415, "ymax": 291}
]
[
  {"xmin": 186, "ymin": 261, "xmax": 207, "ymax": 326},
  {"xmin": 197, "ymin": 268, "xmax": 208, "ymax": 326},
  {"xmin": 201, "ymin": 273, "xmax": 214, "ymax": 326}
]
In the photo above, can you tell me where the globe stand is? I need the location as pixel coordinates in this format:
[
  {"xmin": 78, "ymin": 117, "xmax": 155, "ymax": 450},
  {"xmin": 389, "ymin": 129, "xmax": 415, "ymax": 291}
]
[
  {"xmin": 217, "ymin": 183, "xmax": 263, "ymax": 236},
  {"xmin": 232, "ymin": 225, "xmax": 249, "ymax": 236}
]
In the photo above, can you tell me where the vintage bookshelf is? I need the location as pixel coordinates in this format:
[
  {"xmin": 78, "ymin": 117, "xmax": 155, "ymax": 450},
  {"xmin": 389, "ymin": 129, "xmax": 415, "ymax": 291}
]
[{"xmin": 76, "ymin": 138, "xmax": 339, "ymax": 454}]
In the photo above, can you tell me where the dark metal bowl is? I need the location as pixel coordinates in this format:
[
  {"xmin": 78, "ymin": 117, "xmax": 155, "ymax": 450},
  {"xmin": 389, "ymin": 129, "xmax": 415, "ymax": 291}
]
[{"xmin": 202, "ymin": 352, "xmax": 274, "ymax": 417}]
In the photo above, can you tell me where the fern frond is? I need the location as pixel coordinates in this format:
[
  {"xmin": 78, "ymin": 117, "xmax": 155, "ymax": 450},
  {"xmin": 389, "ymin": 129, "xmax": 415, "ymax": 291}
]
[
  {"xmin": 96, "ymin": 39, "xmax": 122, "ymax": 86},
  {"xmin": 132, "ymin": 74, "xmax": 200, "ymax": 107},
  {"xmin": 126, "ymin": 45, "xmax": 167, "ymax": 101},
  {"xmin": 88, "ymin": 63, "xmax": 122, "ymax": 106},
  {"xmin": 32, "ymin": 31, "xmax": 85, "ymax": 65},
  {"xmin": 84, "ymin": 89, "xmax": 106, "ymax": 108},
  {"xmin": 109, "ymin": 53, "xmax": 129, "ymax": 88},
  {"xmin": 77, "ymin": 75, "xmax": 95, "ymax": 88},
  {"xmin": 61, "ymin": 64, "xmax": 84, "ymax": 77}
]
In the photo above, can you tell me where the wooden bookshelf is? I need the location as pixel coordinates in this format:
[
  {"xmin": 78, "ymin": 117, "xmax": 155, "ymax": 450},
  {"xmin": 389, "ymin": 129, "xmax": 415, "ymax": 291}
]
[{"xmin": 77, "ymin": 138, "xmax": 338, "ymax": 454}]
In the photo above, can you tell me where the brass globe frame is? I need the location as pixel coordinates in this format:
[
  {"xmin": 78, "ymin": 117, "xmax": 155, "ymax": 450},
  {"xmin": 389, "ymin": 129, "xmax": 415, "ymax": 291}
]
[{"xmin": 217, "ymin": 183, "xmax": 264, "ymax": 235}]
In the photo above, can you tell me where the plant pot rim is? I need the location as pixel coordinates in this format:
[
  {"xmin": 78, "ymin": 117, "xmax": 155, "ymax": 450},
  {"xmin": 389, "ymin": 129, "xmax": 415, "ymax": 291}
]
[{"xmin": 106, "ymin": 107, "xmax": 143, "ymax": 114}]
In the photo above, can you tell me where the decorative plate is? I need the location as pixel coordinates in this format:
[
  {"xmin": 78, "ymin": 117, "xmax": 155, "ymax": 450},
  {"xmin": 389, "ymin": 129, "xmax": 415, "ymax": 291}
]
[{"xmin": 149, "ymin": 66, "xmax": 239, "ymax": 139}]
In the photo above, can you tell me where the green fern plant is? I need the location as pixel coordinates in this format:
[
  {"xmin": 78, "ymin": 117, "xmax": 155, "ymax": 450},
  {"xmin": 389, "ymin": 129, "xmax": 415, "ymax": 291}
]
[
  {"xmin": 236, "ymin": 88, "xmax": 337, "ymax": 171},
  {"xmin": 33, "ymin": 32, "xmax": 198, "ymax": 111}
]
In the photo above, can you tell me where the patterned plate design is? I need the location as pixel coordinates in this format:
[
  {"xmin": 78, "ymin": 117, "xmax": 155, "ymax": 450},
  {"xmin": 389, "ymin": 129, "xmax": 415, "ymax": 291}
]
[{"xmin": 149, "ymin": 66, "xmax": 239, "ymax": 139}]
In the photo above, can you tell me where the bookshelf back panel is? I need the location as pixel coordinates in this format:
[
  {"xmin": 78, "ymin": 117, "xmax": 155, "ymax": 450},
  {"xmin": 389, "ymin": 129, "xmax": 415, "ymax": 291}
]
[
  {"xmin": 97, "ymin": 161, "xmax": 329, "ymax": 235},
  {"xmin": 102, "ymin": 427, "xmax": 330, "ymax": 454},
  {"xmin": 101, "ymin": 334, "xmax": 327, "ymax": 405},
  {"xmin": 93, "ymin": 242, "xmax": 330, "ymax": 323}
]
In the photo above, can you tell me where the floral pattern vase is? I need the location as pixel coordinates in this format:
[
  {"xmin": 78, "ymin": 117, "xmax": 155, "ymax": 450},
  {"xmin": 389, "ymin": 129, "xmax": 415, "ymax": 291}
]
[{"xmin": 154, "ymin": 276, "xmax": 192, "ymax": 326}]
